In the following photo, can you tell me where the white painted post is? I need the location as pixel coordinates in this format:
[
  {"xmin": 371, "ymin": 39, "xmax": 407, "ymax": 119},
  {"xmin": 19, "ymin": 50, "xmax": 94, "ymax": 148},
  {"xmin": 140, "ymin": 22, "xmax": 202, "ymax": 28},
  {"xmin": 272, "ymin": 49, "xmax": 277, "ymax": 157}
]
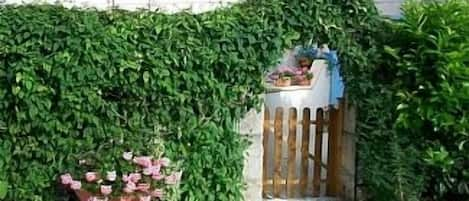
[{"xmin": 238, "ymin": 105, "xmax": 264, "ymax": 201}]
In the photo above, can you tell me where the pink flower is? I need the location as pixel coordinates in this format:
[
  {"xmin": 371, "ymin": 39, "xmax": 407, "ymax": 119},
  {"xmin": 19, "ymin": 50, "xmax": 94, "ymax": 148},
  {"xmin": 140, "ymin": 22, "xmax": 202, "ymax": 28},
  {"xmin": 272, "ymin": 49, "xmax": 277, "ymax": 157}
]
[
  {"xmin": 106, "ymin": 171, "xmax": 117, "ymax": 181},
  {"xmin": 277, "ymin": 66, "xmax": 295, "ymax": 74},
  {"xmin": 129, "ymin": 173, "xmax": 142, "ymax": 183},
  {"xmin": 165, "ymin": 174, "xmax": 178, "ymax": 185},
  {"xmin": 151, "ymin": 188, "xmax": 164, "ymax": 198},
  {"xmin": 60, "ymin": 173, "xmax": 73, "ymax": 185},
  {"xmin": 123, "ymin": 152, "xmax": 133, "ymax": 161},
  {"xmin": 122, "ymin": 174, "xmax": 130, "ymax": 183},
  {"xmin": 89, "ymin": 197, "xmax": 99, "ymax": 201},
  {"xmin": 277, "ymin": 66, "xmax": 290, "ymax": 72},
  {"xmin": 295, "ymin": 74, "xmax": 306, "ymax": 81},
  {"xmin": 133, "ymin": 156, "xmax": 153, "ymax": 168},
  {"xmin": 268, "ymin": 73, "xmax": 279, "ymax": 81},
  {"xmin": 158, "ymin": 157, "xmax": 170, "ymax": 167},
  {"xmin": 100, "ymin": 185, "xmax": 112, "ymax": 195},
  {"xmin": 123, "ymin": 182, "xmax": 136, "ymax": 193},
  {"xmin": 123, "ymin": 187, "xmax": 134, "ymax": 194},
  {"xmin": 70, "ymin": 181, "xmax": 82, "ymax": 190},
  {"xmin": 137, "ymin": 183, "xmax": 151, "ymax": 192},
  {"xmin": 151, "ymin": 173, "xmax": 164, "ymax": 181},
  {"xmin": 294, "ymin": 69, "xmax": 304, "ymax": 75},
  {"xmin": 143, "ymin": 165, "xmax": 160, "ymax": 176},
  {"xmin": 127, "ymin": 182, "xmax": 137, "ymax": 189},
  {"xmin": 139, "ymin": 195, "xmax": 151, "ymax": 201},
  {"xmin": 85, "ymin": 172, "xmax": 98, "ymax": 182}
]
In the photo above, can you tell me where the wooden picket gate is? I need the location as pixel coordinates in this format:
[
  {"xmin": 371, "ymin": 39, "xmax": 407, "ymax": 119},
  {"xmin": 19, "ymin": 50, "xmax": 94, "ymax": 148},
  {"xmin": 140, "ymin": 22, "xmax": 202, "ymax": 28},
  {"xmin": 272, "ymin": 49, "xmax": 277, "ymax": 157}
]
[{"xmin": 262, "ymin": 104, "xmax": 344, "ymax": 199}]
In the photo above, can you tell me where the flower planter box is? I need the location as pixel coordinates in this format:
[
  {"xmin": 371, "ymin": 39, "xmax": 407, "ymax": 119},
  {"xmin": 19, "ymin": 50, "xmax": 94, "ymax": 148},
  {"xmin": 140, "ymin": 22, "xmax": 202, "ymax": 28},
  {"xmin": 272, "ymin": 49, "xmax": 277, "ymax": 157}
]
[
  {"xmin": 295, "ymin": 79, "xmax": 311, "ymax": 86},
  {"xmin": 275, "ymin": 78, "xmax": 292, "ymax": 87}
]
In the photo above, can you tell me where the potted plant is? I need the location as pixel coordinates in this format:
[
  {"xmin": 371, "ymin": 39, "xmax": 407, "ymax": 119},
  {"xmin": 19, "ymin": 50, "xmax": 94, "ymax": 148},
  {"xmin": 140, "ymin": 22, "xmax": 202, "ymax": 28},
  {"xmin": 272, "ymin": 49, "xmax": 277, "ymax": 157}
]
[
  {"xmin": 297, "ymin": 56, "xmax": 313, "ymax": 72},
  {"xmin": 59, "ymin": 150, "xmax": 182, "ymax": 201},
  {"xmin": 295, "ymin": 47, "xmax": 314, "ymax": 72},
  {"xmin": 274, "ymin": 67, "xmax": 295, "ymax": 87},
  {"xmin": 275, "ymin": 73, "xmax": 293, "ymax": 87},
  {"xmin": 295, "ymin": 72, "xmax": 313, "ymax": 86}
]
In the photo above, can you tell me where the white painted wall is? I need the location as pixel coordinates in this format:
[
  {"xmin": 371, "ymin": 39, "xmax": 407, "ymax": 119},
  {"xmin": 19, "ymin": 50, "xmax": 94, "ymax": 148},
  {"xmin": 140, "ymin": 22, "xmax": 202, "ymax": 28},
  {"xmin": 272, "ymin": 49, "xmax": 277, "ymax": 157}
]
[
  {"xmin": 265, "ymin": 60, "xmax": 330, "ymax": 112},
  {"xmin": 265, "ymin": 47, "xmax": 331, "ymax": 112},
  {"xmin": 239, "ymin": 108, "xmax": 264, "ymax": 201},
  {"xmin": 264, "ymin": 50, "xmax": 331, "ymax": 198},
  {"xmin": 0, "ymin": 0, "xmax": 243, "ymax": 13}
]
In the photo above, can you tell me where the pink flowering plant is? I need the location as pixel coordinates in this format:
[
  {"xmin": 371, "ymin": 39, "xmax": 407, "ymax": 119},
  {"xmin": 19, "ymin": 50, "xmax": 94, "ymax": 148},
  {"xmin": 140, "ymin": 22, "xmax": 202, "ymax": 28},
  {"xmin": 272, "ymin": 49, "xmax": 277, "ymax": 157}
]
[
  {"xmin": 268, "ymin": 65, "xmax": 313, "ymax": 86},
  {"xmin": 60, "ymin": 150, "xmax": 182, "ymax": 201},
  {"xmin": 268, "ymin": 66, "xmax": 296, "ymax": 81},
  {"xmin": 294, "ymin": 71, "xmax": 313, "ymax": 82}
]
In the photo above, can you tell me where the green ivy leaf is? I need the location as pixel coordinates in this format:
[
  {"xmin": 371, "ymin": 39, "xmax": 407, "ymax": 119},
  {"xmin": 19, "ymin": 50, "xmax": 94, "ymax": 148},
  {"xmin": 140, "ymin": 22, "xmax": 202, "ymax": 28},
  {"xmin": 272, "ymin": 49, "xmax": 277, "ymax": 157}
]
[
  {"xmin": 143, "ymin": 71, "xmax": 150, "ymax": 84},
  {"xmin": 0, "ymin": 181, "xmax": 7, "ymax": 199}
]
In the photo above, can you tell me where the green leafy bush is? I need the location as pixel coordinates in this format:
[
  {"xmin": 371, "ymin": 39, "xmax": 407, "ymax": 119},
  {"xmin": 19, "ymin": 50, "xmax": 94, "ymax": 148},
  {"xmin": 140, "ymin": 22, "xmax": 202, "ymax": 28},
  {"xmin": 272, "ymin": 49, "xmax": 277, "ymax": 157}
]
[
  {"xmin": 0, "ymin": 0, "xmax": 379, "ymax": 200},
  {"xmin": 350, "ymin": 1, "xmax": 469, "ymax": 200}
]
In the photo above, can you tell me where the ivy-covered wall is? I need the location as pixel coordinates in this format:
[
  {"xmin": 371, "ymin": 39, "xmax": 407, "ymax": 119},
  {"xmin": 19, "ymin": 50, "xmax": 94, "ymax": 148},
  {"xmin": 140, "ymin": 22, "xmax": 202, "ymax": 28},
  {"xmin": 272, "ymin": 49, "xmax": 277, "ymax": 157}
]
[{"xmin": 0, "ymin": 0, "xmax": 380, "ymax": 200}]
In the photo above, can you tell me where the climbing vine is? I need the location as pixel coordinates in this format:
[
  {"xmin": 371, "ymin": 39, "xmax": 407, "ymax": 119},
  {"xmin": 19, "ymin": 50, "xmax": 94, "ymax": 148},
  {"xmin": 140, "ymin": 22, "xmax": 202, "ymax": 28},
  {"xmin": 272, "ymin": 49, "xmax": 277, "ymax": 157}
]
[{"xmin": 0, "ymin": 0, "xmax": 380, "ymax": 200}]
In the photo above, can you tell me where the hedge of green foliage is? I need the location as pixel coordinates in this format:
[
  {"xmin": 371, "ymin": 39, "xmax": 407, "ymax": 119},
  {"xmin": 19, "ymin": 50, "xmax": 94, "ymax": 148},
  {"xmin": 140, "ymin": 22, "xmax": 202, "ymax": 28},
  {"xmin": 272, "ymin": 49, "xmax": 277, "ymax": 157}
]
[
  {"xmin": 351, "ymin": 1, "xmax": 469, "ymax": 201},
  {"xmin": 0, "ymin": 0, "xmax": 380, "ymax": 200}
]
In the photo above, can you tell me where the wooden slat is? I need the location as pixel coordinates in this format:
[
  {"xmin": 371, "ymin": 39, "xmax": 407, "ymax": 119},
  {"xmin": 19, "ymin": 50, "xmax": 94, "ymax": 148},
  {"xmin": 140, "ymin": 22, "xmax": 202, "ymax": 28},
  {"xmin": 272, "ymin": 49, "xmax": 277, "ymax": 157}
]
[
  {"xmin": 336, "ymin": 100, "xmax": 345, "ymax": 197},
  {"xmin": 326, "ymin": 107, "xmax": 337, "ymax": 196},
  {"xmin": 265, "ymin": 179, "xmax": 299, "ymax": 186},
  {"xmin": 313, "ymin": 108, "xmax": 324, "ymax": 196},
  {"xmin": 308, "ymin": 153, "xmax": 328, "ymax": 169},
  {"xmin": 273, "ymin": 108, "xmax": 283, "ymax": 198},
  {"xmin": 300, "ymin": 108, "xmax": 311, "ymax": 196},
  {"xmin": 265, "ymin": 178, "xmax": 328, "ymax": 185},
  {"xmin": 262, "ymin": 108, "xmax": 271, "ymax": 195},
  {"xmin": 286, "ymin": 108, "xmax": 297, "ymax": 198},
  {"xmin": 311, "ymin": 120, "xmax": 329, "ymax": 125},
  {"xmin": 326, "ymin": 103, "xmax": 344, "ymax": 196}
]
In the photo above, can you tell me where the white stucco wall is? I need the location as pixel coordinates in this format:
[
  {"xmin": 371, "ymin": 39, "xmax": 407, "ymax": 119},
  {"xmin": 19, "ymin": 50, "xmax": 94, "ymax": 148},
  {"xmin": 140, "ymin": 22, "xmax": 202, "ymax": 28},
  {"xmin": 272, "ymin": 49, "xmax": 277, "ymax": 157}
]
[
  {"xmin": 0, "ymin": 0, "xmax": 242, "ymax": 13},
  {"xmin": 263, "ymin": 49, "xmax": 331, "ymax": 198},
  {"xmin": 239, "ymin": 108, "xmax": 264, "ymax": 201}
]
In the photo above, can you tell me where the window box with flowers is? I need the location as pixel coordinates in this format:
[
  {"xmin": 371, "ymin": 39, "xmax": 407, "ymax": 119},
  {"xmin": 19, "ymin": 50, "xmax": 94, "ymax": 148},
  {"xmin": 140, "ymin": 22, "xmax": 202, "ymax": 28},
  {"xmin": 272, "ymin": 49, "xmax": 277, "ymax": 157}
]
[{"xmin": 269, "ymin": 67, "xmax": 295, "ymax": 87}]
